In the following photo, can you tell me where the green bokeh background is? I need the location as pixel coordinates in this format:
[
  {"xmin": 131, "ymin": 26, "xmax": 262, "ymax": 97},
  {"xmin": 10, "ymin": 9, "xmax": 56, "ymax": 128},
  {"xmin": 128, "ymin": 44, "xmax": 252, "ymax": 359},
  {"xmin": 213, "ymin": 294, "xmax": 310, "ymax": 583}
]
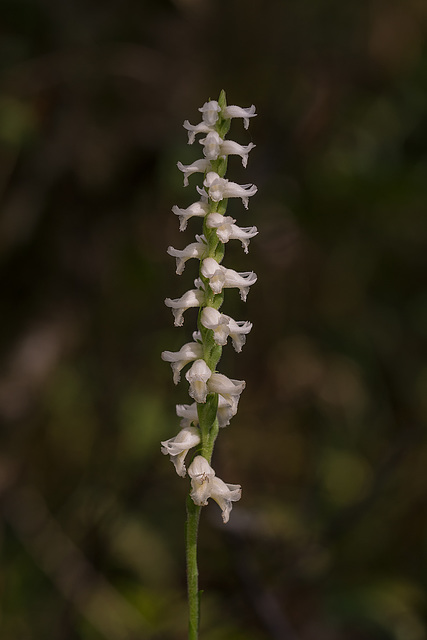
[{"xmin": 1, "ymin": 1, "xmax": 427, "ymax": 638}]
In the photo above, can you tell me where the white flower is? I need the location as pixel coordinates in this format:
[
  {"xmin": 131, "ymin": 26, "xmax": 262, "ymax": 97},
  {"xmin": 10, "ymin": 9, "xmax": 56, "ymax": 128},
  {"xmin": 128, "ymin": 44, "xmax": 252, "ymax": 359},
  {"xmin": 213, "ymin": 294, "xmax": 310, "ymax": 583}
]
[
  {"xmin": 176, "ymin": 397, "xmax": 236, "ymax": 429},
  {"xmin": 199, "ymin": 132, "xmax": 256, "ymax": 167},
  {"xmin": 210, "ymin": 477, "xmax": 242, "ymax": 523},
  {"xmin": 188, "ymin": 455, "xmax": 215, "ymax": 505},
  {"xmin": 203, "ymin": 172, "xmax": 257, "ymax": 209},
  {"xmin": 177, "ymin": 158, "xmax": 211, "ymax": 186},
  {"xmin": 176, "ymin": 402, "xmax": 199, "ymax": 428},
  {"xmin": 206, "ymin": 212, "xmax": 258, "ymax": 253},
  {"xmin": 183, "ymin": 120, "xmax": 215, "ymax": 145},
  {"xmin": 185, "ymin": 359, "xmax": 212, "ymax": 403},
  {"xmin": 199, "ymin": 131, "xmax": 223, "ymax": 160},
  {"xmin": 164, "ymin": 288, "xmax": 204, "ymax": 326},
  {"xmin": 222, "ymin": 104, "xmax": 257, "ymax": 129},
  {"xmin": 207, "ymin": 372, "xmax": 246, "ymax": 414},
  {"xmin": 167, "ymin": 235, "xmax": 207, "ymax": 274},
  {"xmin": 217, "ymin": 396, "xmax": 239, "ymax": 427},
  {"xmin": 200, "ymin": 307, "xmax": 229, "ymax": 345},
  {"xmin": 199, "ymin": 100, "xmax": 222, "ymax": 126},
  {"xmin": 161, "ymin": 426, "xmax": 201, "ymax": 477},
  {"xmin": 183, "ymin": 101, "xmax": 256, "ymax": 145},
  {"xmin": 161, "ymin": 342, "xmax": 203, "ymax": 384},
  {"xmin": 201, "ymin": 307, "xmax": 252, "ymax": 352},
  {"xmin": 201, "ymin": 257, "xmax": 257, "ymax": 301},
  {"xmin": 220, "ymin": 139, "xmax": 256, "ymax": 168},
  {"xmin": 188, "ymin": 456, "xmax": 242, "ymax": 523},
  {"xmin": 172, "ymin": 200, "xmax": 209, "ymax": 232}
]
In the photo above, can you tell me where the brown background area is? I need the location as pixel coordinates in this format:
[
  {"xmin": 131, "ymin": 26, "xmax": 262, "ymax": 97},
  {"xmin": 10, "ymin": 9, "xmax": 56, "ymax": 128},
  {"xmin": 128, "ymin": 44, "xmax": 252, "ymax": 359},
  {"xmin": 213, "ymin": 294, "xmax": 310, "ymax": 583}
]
[{"xmin": 1, "ymin": 1, "xmax": 427, "ymax": 638}]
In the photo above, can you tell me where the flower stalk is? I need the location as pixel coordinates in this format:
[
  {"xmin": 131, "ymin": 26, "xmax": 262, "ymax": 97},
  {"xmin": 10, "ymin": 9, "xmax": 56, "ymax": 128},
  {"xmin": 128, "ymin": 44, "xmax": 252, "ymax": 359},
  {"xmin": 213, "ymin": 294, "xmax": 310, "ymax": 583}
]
[{"xmin": 161, "ymin": 90, "xmax": 257, "ymax": 638}]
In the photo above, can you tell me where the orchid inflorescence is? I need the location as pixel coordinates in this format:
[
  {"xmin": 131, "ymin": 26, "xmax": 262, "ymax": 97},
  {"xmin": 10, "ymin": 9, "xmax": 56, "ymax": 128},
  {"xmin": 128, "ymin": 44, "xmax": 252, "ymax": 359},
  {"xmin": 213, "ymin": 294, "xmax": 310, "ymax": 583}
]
[{"xmin": 161, "ymin": 91, "xmax": 257, "ymax": 524}]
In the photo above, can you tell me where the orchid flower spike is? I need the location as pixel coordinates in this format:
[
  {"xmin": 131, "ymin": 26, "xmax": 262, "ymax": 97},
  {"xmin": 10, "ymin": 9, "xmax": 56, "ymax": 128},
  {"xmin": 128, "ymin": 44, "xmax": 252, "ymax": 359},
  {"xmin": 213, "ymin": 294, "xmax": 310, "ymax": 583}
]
[
  {"xmin": 162, "ymin": 91, "xmax": 258, "ymax": 530},
  {"xmin": 222, "ymin": 103, "xmax": 257, "ymax": 129}
]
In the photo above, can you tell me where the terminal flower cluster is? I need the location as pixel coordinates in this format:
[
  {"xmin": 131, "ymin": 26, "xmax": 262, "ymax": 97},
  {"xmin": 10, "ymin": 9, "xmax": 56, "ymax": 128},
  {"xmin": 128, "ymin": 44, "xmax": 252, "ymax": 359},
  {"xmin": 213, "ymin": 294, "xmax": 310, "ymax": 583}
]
[{"xmin": 161, "ymin": 92, "xmax": 257, "ymax": 523}]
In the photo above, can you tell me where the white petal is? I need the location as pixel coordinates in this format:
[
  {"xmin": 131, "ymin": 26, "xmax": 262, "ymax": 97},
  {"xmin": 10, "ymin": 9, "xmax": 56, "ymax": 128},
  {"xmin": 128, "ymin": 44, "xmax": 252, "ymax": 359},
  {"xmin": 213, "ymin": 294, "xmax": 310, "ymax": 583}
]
[
  {"xmin": 172, "ymin": 200, "xmax": 209, "ymax": 231},
  {"xmin": 188, "ymin": 455, "xmax": 215, "ymax": 505},
  {"xmin": 177, "ymin": 159, "xmax": 210, "ymax": 186},
  {"xmin": 220, "ymin": 140, "xmax": 256, "ymax": 167},
  {"xmin": 208, "ymin": 372, "xmax": 246, "ymax": 396},
  {"xmin": 176, "ymin": 403, "xmax": 199, "ymax": 428},
  {"xmin": 222, "ymin": 104, "xmax": 257, "ymax": 129},
  {"xmin": 161, "ymin": 426, "xmax": 201, "ymax": 477},
  {"xmin": 164, "ymin": 289, "xmax": 204, "ymax": 326},
  {"xmin": 199, "ymin": 131, "xmax": 223, "ymax": 160},
  {"xmin": 203, "ymin": 172, "xmax": 257, "ymax": 208},
  {"xmin": 198, "ymin": 100, "xmax": 221, "ymax": 126},
  {"xmin": 185, "ymin": 359, "xmax": 212, "ymax": 403},
  {"xmin": 183, "ymin": 120, "xmax": 215, "ymax": 144},
  {"xmin": 210, "ymin": 477, "xmax": 242, "ymax": 523},
  {"xmin": 161, "ymin": 342, "xmax": 203, "ymax": 383},
  {"xmin": 167, "ymin": 236, "xmax": 207, "ymax": 274}
]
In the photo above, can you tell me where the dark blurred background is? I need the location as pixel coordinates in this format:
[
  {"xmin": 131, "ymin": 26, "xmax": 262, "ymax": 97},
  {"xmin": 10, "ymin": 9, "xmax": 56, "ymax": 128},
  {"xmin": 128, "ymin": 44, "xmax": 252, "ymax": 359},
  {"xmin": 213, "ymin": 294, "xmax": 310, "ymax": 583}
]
[{"xmin": 1, "ymin": 0, "xmax": 427, "ymax": 638}]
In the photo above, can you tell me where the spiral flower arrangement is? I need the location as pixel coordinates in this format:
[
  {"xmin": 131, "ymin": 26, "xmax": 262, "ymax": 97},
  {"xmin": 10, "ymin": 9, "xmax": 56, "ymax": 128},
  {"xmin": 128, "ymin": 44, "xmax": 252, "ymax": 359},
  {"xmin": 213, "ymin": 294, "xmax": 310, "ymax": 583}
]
[{"xmin": 160, "ymin": 90, "xmax": 257, "ymax": 638}]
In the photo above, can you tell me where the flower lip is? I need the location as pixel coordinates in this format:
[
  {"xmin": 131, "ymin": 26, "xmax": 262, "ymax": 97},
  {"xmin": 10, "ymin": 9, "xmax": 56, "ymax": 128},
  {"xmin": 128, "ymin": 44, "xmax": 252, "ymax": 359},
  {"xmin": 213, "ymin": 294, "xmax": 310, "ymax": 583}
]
[
  {"xmin": 222, "ymin": 104, "xmax": 257, "ymax": 129},
  {"xmin": 203, "ymin": 171, "xmax": 257, "ymax": 208},
  {"xmin": 164, "ymin": 289, "xmax": 204, "ymax": 326},
  {"xmin": 185, "ymin": 359, "xmax": 212, "ymax": 404},
  {"xmin": 161, "ymin": 426, "xmax": 201, "ymax": 477},
  {"xmin": 161, "ymin": 342, "xmax": 203, "ymax": 384}
]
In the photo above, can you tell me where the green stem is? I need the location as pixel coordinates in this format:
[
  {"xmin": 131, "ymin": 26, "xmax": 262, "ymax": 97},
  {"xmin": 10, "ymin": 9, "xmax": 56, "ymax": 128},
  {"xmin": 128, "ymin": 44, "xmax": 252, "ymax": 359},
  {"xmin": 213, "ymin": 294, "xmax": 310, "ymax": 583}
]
[{"xmin": 186, "ymin": 496, "xmax": 202, "ymax": 640}]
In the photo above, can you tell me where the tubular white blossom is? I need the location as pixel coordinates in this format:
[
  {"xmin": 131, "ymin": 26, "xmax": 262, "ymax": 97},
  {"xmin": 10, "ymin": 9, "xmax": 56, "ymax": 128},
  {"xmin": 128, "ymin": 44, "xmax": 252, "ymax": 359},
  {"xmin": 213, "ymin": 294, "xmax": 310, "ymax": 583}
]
[
  {"xmin": 164, "ymin": 288, "xmax": 204, "ymax": 326},
  {"xmin": 185, "ymin": 359, "xmax": 212, "ymax": 404},
  {"xmin": 199, "ymin": 100, "xmax": 222, "ymax": 126},
  {"xmin": 177, "ymin": 397, "xmax": 237, "ymax": 429},
  {"xmin": 203, "ymin": 171, "xmax": 257, "ymax": 209},
  {"xmin": 161, "ymin": 426, "xmax": 201, "ymax": 477},
  {"xmin": 217, "ymin": 396, "xmax": 239, "ymax": 427},
  {"xmin": 201, "ymin": 307, "xmax": 252, "ymax": 352},
  {"xmin": 183, "ymin": 120, "xmax": 215, "ymax": 145},
  {"xmin": 161, "ymin": 342, "xmax": 204, "ymax": 384},
  {"xmin": 188, "ymin": 456, "xmax": 241, "ymax": 523},
  {"xmin": 206, "ymin": 212, "xmax": 258, "ymax": 253},
  {"xmin": 210, "ymin": 477, "xmax": 242, "ymax": 523},
  {"xmin": 200, "ymin": 307, "xmax": 230, "ymax": 345},
  {"xmin": 188, "ymin": 455, "xmax": 215, "ymax": 505},
  {"xmin": 199, "ymin": 131, "xmax": 223, "ymax": 160},
  {"xmin": 222, "ymin": 104, "xmax": 257, "ymax": 129},
  {"xmin": 207, "ymin": 372, "xmax": 246, "ymax": 413},
  {"xmin": 167, "ymin": 235, "xmax": 207, "ymax": 275},
  {"xmin": 201, "ymin": 257, "xmax": 257, "ymax": 301},
  {"xmin": 172, "ymin": 200, "xmax": 209, "ymax": 232},
  {"xmin": 220, "ymin": 139, "xmax": 256, "ymax": 168},
  {"xmin": 177, "ymin": 159, "xmax": 211, "ymax": 186},
  {"xmin": 199, "ymin": 133, "xmax": 255, "ymax": 167},
  {"xmin": 176, "ymin": 402, "xmax": 199, "ymax": 428}
]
